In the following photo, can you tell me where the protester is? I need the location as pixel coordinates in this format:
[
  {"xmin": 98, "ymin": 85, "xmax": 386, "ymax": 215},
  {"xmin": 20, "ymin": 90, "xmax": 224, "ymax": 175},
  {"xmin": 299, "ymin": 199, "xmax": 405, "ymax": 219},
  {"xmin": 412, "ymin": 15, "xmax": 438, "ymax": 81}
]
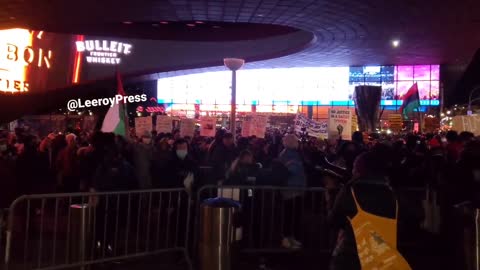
[
  {"xmin": 151, "ymin": 137, "xmax": 171, "ymax": 187},
  {"xmin": 92, "ymin": 143, "xmax": 136, "ymax": 192},
  {"xmin": 163, "ymin": 139, "xmax": 197, "ymax": 190},
  {"xmin": 278, "ymin": 134, "xmax": 306, "ymax": 249},
  {"xmin": 208, "ymin": 132, "xmax": 238, "ymax": 183},
  {"xmin": 132, "ymin": 131, "xmax": 154, "ymax": 189},
  {"xmin": 56, "ymin": 133, "xmax": 78, "ymax": 192},
  {"xmin": 2, "ymin": 119, "xmax": 480, "ymax": 268},
  {"xmin": 328, "ymin": 149, "xmax": 397, "ymax": 270},
  {"xmin": 225, "ymin": 150, "xmax": 259, "ymax": 185},
  {"xmin": 446, "ymin": 130, "xmax": 462, "ymax": 163}
]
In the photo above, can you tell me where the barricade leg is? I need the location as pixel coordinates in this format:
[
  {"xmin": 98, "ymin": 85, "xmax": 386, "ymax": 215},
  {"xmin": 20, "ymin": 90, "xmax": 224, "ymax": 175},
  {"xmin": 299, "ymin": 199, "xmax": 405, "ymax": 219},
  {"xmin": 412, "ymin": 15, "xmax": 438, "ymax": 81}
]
[{"xmin": 69, "ymin": 203, "xmax": 92, "ymax": 270}]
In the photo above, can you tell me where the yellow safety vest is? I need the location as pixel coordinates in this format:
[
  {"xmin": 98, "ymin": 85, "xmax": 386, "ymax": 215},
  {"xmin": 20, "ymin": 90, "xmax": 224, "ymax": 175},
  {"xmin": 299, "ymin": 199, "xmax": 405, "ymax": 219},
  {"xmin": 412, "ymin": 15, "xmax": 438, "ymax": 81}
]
[{"xmin": 349, "ymin": 188, "xmax": 412, "ymax": 270}]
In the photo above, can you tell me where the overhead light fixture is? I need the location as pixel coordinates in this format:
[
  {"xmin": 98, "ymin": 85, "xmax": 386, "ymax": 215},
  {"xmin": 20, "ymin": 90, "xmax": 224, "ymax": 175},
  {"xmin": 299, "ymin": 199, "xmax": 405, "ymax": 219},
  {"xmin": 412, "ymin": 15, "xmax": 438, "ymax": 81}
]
[
  {"xmin": 224, "ymin": 58, "xmax": 245, "ymax": 71},
  {"xmin": 160, "ymin": 21, "xmax": 169, "ymax": 24},
  {"xmin": 392, "ymin": 39, "xmax": 400, "ymax": 47},
  {"xmin": 186, "ymin": 23, "xmax": 195, "ymax": 27},
  {"xmin": 195, "ymin": 21, "xmax": 204, "ymax": 24},
  {"xmin": 123, "ymin": 21, "xmax": 133, "ymax": 24},
  {"xmin": 256, "ymin": 14, "xmax": 264, "ymax": 17},
  {"xmin": 152, "ymin": 23, "xmax": 159, "ymax": 27}
]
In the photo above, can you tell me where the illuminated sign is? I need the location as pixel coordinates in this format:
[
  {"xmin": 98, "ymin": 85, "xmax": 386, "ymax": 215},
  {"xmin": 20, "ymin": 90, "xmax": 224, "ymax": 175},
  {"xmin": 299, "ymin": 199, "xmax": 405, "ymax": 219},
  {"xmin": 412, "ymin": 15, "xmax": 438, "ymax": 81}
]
[
  {"xmin": 0, "ymin": 29, "xmax": 53, "ymax": 93},
  {"xmin": 137, "ymin": 105, "xmax": 165, "ymax": 113},
  {"xmin": 75, "ymin": 40, "xmax": 132, "ymax": 65}
]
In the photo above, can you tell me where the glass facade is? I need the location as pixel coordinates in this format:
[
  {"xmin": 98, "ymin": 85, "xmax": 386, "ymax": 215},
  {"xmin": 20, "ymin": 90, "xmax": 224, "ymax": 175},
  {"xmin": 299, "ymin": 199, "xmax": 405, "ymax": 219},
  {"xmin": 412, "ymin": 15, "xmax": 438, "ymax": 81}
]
[{"xmin": 157, "ymin": 65, "xmax": 440, "ymax": 118}]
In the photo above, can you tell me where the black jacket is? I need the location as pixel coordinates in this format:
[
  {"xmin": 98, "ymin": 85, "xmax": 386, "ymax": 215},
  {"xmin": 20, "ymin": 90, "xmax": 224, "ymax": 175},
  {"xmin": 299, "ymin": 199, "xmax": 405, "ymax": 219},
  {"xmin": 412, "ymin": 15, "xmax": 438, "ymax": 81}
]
[
  {"xmin": 163, "ymin": 154, "xmax": 198, "ymax": 188},
  {"xmin": 225, "ymin": 164, "xmax": 260, "ymax": 185},
  {"xmin": 209, "ymin": 144, "xmax": 238, "ymax": 181},
  {"xmin": 328, "ymin": 177, "xmax": 396, "ymax": 270}
]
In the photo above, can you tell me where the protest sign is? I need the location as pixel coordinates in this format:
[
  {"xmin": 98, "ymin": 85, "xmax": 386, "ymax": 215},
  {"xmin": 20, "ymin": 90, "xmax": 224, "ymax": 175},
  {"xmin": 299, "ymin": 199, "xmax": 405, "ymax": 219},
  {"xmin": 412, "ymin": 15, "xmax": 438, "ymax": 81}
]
[
  {"xmin": 156, "ymin": 115, "xmax": 172, "ymax": 133},
  {"xmin": 241, "ymin": 120, "xmax": 253, "ymax": 137},
  {"xmin": 135, "ymin": 116, "xmax": 152, "ymax": 137},
  {"xmin": 200, "ymin": 117, "xmax": 216, "ymax": 137},
  {"xmin": 328, "ymin": 109, "xmax": 352, "ymax": 140},
  {"xmin": 252, "ymin": 115, "xmax": 268, "ymax": 138},
  {"xmin": 180, "ymin": 118, "xmax": 196, "ymax": 138},
  {"xmin": 241, "ymin": 115, "xmax": 268, "ymax": 138},
  {"xmin": 351, "ymin": 113, "xmax": 358, "ymax": 133},
  {"xmin": 294, "ymin": 114, "xmax": 328, "ymax": 139}
]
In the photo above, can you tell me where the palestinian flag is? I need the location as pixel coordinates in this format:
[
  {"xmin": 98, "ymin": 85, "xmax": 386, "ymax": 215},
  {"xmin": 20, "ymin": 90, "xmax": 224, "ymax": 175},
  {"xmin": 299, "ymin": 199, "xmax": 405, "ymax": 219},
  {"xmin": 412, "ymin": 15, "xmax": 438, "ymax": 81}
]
[
  {"xmin": 101, "ymin": 72, "xmax": 128, "ymax": 137},
  {"xmin": 399, "ymin": 83, "xmax": 420, "ymax": 119}
]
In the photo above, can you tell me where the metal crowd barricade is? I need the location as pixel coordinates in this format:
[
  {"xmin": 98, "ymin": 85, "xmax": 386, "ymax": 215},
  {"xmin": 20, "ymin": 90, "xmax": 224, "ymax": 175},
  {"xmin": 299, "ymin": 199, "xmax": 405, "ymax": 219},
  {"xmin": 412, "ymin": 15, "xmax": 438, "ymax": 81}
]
[
  {"xmin": 194, "ymin": 185, "xmax": 331, "ymax": 256},
  {"xmin": 3, "ymin": 189, "xmax": 193, "ymax": 270}
]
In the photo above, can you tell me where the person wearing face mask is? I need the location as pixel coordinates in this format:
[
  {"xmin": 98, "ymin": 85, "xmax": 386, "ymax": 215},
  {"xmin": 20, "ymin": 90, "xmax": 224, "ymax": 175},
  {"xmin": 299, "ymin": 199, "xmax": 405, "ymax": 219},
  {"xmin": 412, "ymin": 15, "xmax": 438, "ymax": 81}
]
[
  {"xmin": 163, "ymin": 139, "xmax": 197, "ymax": 189},
  {"xmin": 132, "ymin": 131, "xmax": 153, "ymax": 189}
]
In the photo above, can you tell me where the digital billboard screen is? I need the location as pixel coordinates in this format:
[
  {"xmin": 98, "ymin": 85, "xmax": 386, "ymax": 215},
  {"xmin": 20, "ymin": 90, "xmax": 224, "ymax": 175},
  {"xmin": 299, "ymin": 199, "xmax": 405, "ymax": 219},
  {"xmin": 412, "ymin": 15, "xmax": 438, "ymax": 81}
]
[{"xmin": 157, "ymin": 65, "xmax": 440, "ymax": 107}]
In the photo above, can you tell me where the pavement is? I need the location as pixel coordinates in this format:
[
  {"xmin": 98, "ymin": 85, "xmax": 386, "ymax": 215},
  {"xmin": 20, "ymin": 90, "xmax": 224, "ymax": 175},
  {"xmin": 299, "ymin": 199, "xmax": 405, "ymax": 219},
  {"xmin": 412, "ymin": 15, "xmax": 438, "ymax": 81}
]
[{"xmin": 89, "ymin": 245, "xmax": 451, "ymax": 270}]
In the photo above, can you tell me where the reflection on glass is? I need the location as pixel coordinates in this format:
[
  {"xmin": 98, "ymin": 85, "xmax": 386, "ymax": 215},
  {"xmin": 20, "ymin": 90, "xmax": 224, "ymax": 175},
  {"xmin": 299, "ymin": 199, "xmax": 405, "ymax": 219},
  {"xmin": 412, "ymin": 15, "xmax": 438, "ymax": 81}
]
[
  {"xmin": 397, "ymin": 66, "xmax": 414, "ymax": 80},
  {"xmin": 396, "ymin": 81, "xmax": 415, "ymax": 99},
  {"xmin": 430, "ymin": 81, "xmax": 440, "ymax": 100},
  {"xmin": 414, "ymin": 65, "xmax": 430, "ymax": 80},
  {"xmin": 381, "ymin": 82, "xmax": 395, "ymax": 100},
  {"xmin": 431, "ymin": 65, "xmax": 440, "ymax": 80},
  {"xmin": 416, "ymin": 81, "xmax": 431, "ymax": 100}
]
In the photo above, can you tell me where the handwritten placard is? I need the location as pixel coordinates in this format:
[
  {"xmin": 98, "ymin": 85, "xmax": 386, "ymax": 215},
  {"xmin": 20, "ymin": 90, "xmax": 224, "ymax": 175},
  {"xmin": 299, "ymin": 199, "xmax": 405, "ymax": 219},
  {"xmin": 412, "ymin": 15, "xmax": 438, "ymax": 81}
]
[
  {"xmin": 135, "ymin": 116, "xmax": 152, "ymax": 137},
  {"xmin": 156, "ymin": 115, "xmax": 172, "ymax": 133},
  {"xmin": 200, "ymin": 117, "xmax": 216, "ymax": 137},
  {"xmin": 241, "ymin": 120, "xmax": 253, "ymax": 137},
  {"xmin": 252, "ymin": 115, "xmax": 268, "ymax": 138},
  {"xmin": 180, "ymin": 118, "xmax": 196, "ymax": 138}
]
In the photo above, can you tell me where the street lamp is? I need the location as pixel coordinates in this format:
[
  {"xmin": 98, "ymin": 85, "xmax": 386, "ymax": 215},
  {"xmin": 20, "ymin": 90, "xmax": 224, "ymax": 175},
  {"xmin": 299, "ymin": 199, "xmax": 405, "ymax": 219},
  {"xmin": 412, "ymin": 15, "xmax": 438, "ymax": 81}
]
[{"xmin": 224, "ymin": 58, "xmax": 245, "ymax": 133}]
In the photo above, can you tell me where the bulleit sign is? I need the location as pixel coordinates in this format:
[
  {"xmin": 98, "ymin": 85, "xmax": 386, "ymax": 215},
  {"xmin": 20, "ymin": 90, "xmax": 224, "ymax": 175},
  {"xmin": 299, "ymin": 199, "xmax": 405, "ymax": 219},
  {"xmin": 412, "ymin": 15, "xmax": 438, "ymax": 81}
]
[{"xmin": 75, "ymin": 40, "xmax": 133, "ymax": 65}]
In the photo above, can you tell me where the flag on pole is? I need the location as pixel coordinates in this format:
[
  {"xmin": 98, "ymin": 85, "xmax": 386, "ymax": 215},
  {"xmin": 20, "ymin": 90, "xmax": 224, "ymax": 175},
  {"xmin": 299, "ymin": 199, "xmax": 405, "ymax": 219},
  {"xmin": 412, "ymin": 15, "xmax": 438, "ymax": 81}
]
[
  {"xmin": 101, "ymin": 72, "xmax": 128, "ymax": 137},
  {"xmin": 399, "ymin": 82, "xmax": 420, "ymax": 119}
]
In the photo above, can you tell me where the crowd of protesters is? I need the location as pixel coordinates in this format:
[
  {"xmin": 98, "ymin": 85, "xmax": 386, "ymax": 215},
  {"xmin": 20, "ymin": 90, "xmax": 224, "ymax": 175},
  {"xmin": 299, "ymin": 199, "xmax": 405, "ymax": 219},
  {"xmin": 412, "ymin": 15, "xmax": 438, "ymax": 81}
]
[
  {"xmin": 0, "ymin": 126, "xmax": 479, "ymax": 267},
  {"xmin": 0, "ymin": 127, "xmax": 479, "ymax": 206}
]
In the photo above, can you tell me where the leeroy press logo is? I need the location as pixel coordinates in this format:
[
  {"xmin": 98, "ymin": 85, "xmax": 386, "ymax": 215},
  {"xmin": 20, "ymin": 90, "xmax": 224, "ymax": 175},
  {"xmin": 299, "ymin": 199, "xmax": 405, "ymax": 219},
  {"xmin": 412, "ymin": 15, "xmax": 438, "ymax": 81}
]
[
  {"xmin": 67, "ymin": 94, "xmax": 147, "ymax": 111},
  {"xmin": 75, "ymin": 40, "xmax": 133, "ymax": 65}
]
